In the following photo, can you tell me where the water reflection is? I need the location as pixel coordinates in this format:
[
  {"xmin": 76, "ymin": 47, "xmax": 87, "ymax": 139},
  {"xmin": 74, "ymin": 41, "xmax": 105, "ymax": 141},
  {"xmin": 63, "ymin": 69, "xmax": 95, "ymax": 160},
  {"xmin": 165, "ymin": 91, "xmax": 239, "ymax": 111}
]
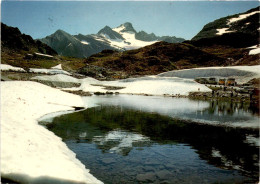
[
  {"xmin": 83, "ymin": 95, "xmax": 259, "ymax": 129},
  {"xmin": 43, "ymin": 102, "xmax": 259, "ymax": 183}
]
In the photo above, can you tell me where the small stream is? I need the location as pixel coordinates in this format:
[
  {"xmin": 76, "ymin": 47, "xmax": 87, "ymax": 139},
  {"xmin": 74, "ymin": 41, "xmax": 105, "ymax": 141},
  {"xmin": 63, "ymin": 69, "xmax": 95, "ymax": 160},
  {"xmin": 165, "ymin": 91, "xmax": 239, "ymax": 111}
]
[{"xmin": 40, "ymin": 95, "xmax": 259, "ymax": 184}]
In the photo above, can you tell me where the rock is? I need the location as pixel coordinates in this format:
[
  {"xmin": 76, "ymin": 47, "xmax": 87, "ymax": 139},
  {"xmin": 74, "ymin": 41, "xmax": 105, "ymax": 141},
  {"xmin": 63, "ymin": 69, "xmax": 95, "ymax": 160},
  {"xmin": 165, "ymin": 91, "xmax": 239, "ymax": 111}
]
[
  {"xmin": 106, "ymin": 91, "xmax": 113, "ymax": 95},
  {"xmin": 156, "ymin": 170, "xmax": 172, "ymax": 180},
  {"xmin": 136, "ymin": 172, "xmax": 156, "ymax": 182},
  {"xmin": 137, "ymin": 172, "xmax": 156, "ymax": 181},
  {"xmin": 101, "ymin": 158, "xmax": 116, "ymax": 164},
  {"xmin": 94, "ymin": 92, "xmax": 106, "ymax": 95}
]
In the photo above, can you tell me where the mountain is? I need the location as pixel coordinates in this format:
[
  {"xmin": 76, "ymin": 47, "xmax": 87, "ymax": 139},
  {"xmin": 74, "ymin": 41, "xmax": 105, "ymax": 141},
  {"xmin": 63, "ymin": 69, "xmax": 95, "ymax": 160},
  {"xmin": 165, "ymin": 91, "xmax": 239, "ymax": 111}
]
[
  {"xmin": 1, "ymin": 23, "xmax": 60, "ymax": 68},
  {"xmin": 39, "ymin": 22, "xmax": 185, "ymax": 58},
  {"xmin": 191, "ymin": 7, "xmax": 259, "ymax": 48},
  {"xmin": 97, "ymin": 26, "xmax": 124, "ymax": 40},
  {"xmin": 78, "ymin": 7, "xmax": 259, "ymax": 78},
  {"xmin": 40, "ymin": 29, "xmax": 118, "ymax": 58},
  {"xmin": 1, "ymin": 23, "xmax": 57, "ymax": 55},
  {"xmin": 79, "ymin": 41, "xmax": 225, "ymax": 77}
]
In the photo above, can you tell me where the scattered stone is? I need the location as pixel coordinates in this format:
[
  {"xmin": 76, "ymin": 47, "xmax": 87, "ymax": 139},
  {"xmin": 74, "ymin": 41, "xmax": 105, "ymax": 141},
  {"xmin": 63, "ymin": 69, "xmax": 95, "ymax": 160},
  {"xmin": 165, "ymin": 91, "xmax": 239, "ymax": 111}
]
[
  {"xmin": 101, "ymin": 158, "xmax": 116, "ymax": 164},
  {"xmin": 62, "ymin": 90, "xmax": 92, "ymax": 96},
  {"xmin": 156, "ymin": 170, "xmax": 172, "ymax": 180},
  {"xmin": 106, "ymin": 91, "xmax": 113, "ymax": 95},
  {"xmin": 94, "ymin": 92, "xmax": 106, "ymax": 95},
  {"xmin": 136, "ymin": 172, "xmax": 156, "ymax": 182},
  {"xmin": 91, "ymin": 84, "xmax": 125, "ymax": 90}
]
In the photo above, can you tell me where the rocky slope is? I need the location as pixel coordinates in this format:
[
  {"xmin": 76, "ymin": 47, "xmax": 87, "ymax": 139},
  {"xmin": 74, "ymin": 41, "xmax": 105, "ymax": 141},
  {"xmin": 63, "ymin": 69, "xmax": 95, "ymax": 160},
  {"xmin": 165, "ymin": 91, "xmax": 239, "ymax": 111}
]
[
  {"xmin": 1, "ymin": 23, "xmax": 57, "ymax": 55},
  {"xmin": 80, "ymin": 42, "xmax": 225, "ymax": 77},
  {"xmin": 40, "ymin": 22, "xmax": 185, "ymax": 58},
  {"xmin": 1, "ymin": 23, "xmax": 61, "ymax": 69},
  {"xmin": 191, "ymin": 6, "xmax": 259, "ymax": 47}
]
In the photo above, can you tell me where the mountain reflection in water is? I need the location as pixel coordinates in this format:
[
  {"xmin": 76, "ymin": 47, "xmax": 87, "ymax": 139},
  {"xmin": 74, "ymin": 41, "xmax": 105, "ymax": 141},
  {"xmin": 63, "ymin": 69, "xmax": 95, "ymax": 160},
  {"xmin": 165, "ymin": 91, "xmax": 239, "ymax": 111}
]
[{"xmin": 43, "ymin": 96, "xmax": 259, "ymax": 184}]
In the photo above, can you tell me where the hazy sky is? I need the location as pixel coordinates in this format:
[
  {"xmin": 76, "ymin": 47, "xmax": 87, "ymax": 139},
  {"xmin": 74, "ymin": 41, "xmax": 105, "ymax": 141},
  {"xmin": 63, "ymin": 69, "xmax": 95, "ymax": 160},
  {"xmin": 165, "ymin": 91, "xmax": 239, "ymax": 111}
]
[{"xmin": 1, "ymin": 1, "xmax": 259, "ymax": 40}]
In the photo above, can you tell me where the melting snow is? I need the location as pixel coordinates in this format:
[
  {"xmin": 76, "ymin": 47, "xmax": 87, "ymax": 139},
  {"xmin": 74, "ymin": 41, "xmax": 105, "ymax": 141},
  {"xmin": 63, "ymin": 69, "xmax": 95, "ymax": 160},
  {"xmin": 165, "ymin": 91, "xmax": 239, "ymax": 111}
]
[
  {"xmin": 1, "ymin": 64, "xmax": 71, "ymax": 75},
  {"xmin": 216, "ymin": 11, "xmax": 259, "ymax": 36},
  {"xmin": 34, "ymin": 52, "xmax": 53, "ymax": 58},
  {"xmin": 81, "ymin": 40, "xmax": 90, "ymax": 45},
  {"xmin": 1, "ymin": 64, "xmax": 26, "ymax": 72},
  {"xmin": 29, "ymin": 68, "xmax": 71, "ymax": 75},
  {"xmin": 51, "ymin": 64, "xmax": 63, "ymax": 70},
  {"xmin": 67, "ymin": 75, "xmax": 210, "ymax": 96},
  {"xmin": 247, "ymin": 45, "xmax": 260, "ymax": 55},
  {"xmin": 249, "ymin": 47, "xmax": 260, "ymax": 55},
  {"xmin": 32, "ymin": 74, "xmax": 80, "ymax": 83},
  {"xmin": 228, "ymin": 11, "xmax": 260, "ymax": 25},
  {"xmin": 1, "ymin": 81, "xmax": 102, "ymax": 184},
  {"xmin": 216, "ymin": 28, "xmax": 235, "ymax": 35},
  {"xmin": 159, "ymin": 65, "xmax": 260, "ymax": 84}
]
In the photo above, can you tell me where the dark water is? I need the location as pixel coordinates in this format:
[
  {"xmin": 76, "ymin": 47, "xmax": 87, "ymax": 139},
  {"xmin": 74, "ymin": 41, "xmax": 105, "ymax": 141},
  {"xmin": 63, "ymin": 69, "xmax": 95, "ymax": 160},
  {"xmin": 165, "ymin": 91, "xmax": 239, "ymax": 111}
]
[{"xmin": 41, "ymin": 96, "xmax": 259, "ymax": 184}]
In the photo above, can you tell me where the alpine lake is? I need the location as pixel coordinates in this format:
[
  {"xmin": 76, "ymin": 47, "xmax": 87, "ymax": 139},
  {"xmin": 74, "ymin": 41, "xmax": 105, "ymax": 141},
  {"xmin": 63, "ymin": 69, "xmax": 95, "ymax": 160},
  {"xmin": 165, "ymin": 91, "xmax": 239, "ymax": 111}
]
[{"xmin": 40, "ymin": 95, "xmax": 259, "ymax": 184}]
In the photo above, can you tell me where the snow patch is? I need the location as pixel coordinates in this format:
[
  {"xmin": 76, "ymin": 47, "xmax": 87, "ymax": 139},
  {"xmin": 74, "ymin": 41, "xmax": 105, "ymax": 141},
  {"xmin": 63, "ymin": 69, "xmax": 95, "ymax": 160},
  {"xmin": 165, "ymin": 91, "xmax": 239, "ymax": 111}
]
[
  {"xmin": 1, "ymin": 64, "xmax": 26, "ymax": 72},
  {"xmin": 29, "ymin": 68, "xmax": 71, "ymax": 75},
  {"xmin": 228, "ymin": 11, "xmax": 260, "ymax": 25},
  {"xmin": 216, "ymin": 11, "xmax": 259, "ymax": 36},
  {"xmin": 32, "ymin": 74, "xmax": 80, "ymax": 83},
  {"xmin": 216, "ymin": 28, "xmax": 235, "ymax": 35},
  {"xmin": 51, "ymin": 64, "xmax": 63, "ymax": 70},
  {"xmin": 247, "ymin": 45, "xmax": 258, "ymax": 49},
  {"xmin": 66, "ymin": 75, "xmax": 210, "ymax": 96},
  {"xmin": 81, "ymin": 40, "xmax": 90, "ymax": 45},
  {"xmin": 244, "ymin": 135, "xmax": 260, "ymax": 147},
  {"xmin": 249, "ymin": 47, "xmax": 260, "ymax": 55},
  {"xmin": 158, "ymin": 65, "xmax": 260, "ymax": 84},
  {"xmin": 1, "ymin": 81, "xmax": 102, "ymax": 184},
  {"xmin": 34, "ymin": 52, "xmax": 53, "ymax": 58}
]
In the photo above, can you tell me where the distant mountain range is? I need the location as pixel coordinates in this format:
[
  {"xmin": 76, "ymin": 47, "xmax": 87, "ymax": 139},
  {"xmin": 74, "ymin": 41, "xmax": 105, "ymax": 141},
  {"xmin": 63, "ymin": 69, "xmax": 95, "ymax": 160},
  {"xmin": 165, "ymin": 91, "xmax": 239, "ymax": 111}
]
[
  {"xmin": 1, "ymin": 6, "xmax": 259, "ymax": 79},
  {"xmin": 79, "ymin": 7, "xmax": 259, "ymax": 77},
  {"xmin": 39, "ymin": 22, "xmax": 185, "ymax": 58}
]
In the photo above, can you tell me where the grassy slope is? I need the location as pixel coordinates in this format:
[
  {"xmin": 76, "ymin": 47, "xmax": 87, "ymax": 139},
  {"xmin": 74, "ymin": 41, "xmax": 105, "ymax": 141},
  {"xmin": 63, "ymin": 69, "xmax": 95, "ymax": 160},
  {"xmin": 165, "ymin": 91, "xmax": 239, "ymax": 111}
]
[{"xmin": 83, "ymin": 42, "xmax": 226, "ymax": 76}]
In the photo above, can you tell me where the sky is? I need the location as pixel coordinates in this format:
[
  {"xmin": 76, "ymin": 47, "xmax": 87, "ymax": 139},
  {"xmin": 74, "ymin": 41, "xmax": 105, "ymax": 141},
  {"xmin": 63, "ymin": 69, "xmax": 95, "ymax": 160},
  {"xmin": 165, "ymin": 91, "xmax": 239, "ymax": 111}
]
[{"xmin": 1, "ymin": 1, "xmax": 259, "ymax": 40}]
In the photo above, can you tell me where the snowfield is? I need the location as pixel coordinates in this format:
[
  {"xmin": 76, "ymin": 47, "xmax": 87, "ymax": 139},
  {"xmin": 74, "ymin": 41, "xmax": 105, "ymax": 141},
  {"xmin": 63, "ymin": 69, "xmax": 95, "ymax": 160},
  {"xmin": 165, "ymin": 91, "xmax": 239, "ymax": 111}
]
[
  {"xmin": 33, "ymin": 65, "xmax": 260, "ymax": 96},
  {"xmin": 1, "ymin": 64, "xmax": 259, "ymax": 183},
  {"xmin": 32, "ymin": 74, "xmax": 81, "ymax": 83},
  {"xmin": 0, "ymin": 64, "xmax": 71, "ymax": 75},
  {"xmin": 39, "ymin": 75, "xmax": 211, "ymax": 96},
  {"xmin": 1, "ymin": 81, "xmax": 102, "ymax": 184},
  {"xmin": 158, "ymin": 65, "xmax": 260, "ymax": 84}
]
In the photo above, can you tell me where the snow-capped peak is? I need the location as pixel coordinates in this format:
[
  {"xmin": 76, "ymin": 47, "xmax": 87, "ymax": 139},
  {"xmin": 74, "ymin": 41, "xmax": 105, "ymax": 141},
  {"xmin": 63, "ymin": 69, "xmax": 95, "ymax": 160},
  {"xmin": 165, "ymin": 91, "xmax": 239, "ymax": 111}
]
[
  {"xmin": 113, "ymin": 22, "xmax": 137, "ymax": 34},
  {"xmin": 107, "ymin": 22, "xmax": 157, "ymax": 50},
  {"xmin": 113, "ymin": 25, "xmax": 126, "ymax": 33}
]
